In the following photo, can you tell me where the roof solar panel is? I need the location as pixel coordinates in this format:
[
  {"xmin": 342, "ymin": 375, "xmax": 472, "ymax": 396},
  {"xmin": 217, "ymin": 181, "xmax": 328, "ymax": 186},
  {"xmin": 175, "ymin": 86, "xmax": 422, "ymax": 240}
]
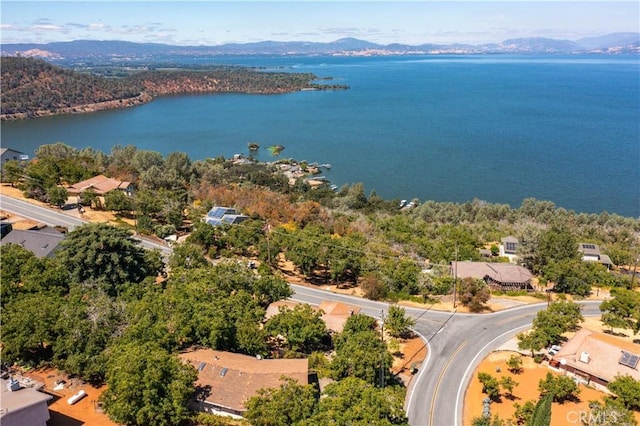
[
  {"xmin": 220, "ymin": 367, "xmax": 229, "ymax": 377},
  {"xmin": 619, "ymin": 351, "xmax": 639, "ymax": 369},
  {"xmin": 197, "ymin": 362, "xmax": 206, "ymax": 372}
]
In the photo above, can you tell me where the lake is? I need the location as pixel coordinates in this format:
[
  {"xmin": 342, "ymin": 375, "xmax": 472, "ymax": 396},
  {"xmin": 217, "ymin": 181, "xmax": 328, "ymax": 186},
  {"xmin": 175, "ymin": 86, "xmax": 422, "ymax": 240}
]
[{"xmin": 2, "ymin": 54, "xmax": 639, "ymax": 217}]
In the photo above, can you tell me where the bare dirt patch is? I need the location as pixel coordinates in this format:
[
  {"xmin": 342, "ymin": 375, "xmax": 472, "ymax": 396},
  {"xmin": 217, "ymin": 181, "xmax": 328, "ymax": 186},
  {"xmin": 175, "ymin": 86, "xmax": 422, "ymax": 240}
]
[
  {"xmin": 463, "ymin": 325, "xmax": 640, "ymax": 425},
  {"xmin": 23, "ymin": 368, "xmax": 114, "ymax": 426}
]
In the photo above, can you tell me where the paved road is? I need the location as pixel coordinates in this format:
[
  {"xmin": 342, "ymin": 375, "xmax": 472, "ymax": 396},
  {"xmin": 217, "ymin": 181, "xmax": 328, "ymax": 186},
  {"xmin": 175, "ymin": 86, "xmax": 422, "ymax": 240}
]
[
  {"xmin": 1, "ymin": 194, "xmax": 604, "ymax": 425},
  {"xmin": 291, "ymin": 284, "xmax": 603, "ymax": 426},
  {"xmin": 0, "ymin": 194, "xmax": 172, "ymax": 256}
]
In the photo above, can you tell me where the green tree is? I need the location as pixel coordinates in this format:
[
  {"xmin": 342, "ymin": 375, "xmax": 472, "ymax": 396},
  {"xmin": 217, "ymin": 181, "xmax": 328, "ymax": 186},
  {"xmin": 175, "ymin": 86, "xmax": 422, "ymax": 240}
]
[
  {"xmin": 532, "ymin": 301, "xmax": 584, "ymax": 345},
  {"xmin": 506, "ymin": 354, "xmax": 524, "ymax": 374},
  {"xmin": 607, "ymin": 374, "xmax": 640, "ymax": 411},
  {"xmin": 544, "ymin": 260, "xmax": 593, "ymax": 296},
  {"xmin": 586, "ymin": 398, "xmax": 638, "ymax": 426},
  {"xmin": 47, "ymin": 186, "xmax": 68, "ymax": 207},
  {"xmin": 537, "ymin": 225, "xmax": 580, "ymax": 271},
  {"xmin": 600, "ymin": 288, "xmax": 640, "ymax": 335},
  {"xmin": 332, "ymin": 328, "xmax": 393, "ymax": 386},
  {"xmin": 1, "ymin": 159, "xmax": 24, "ymax": 187},
  {"xmin": 382, "ymin": 257, "xmax": 421, "ymax": 295},
  {"xmin": 285, "ymin": 225, "xmax": 328, "ymax": 277},
  {"xmin": 57, "ymin": 223, "xmax": 159, "ymax": 296},
  {"xmin": 477, "ymin": 372, "xmax": 501, "ymax": 401},
  {"xmin": 251, "ymin": 273, "xmax": 292, "ymax": 307},
  {"xmin": 168, "ymin": 241, "xmax": 210, "ymax": 270},
  {"xmin": 0, "ymin": 243, "xmax": 40, "ymax": 303},
  {"xmin": 385, "ymin": 305, "xmax": 416, "ymax": 338},
  {"xmin": 100, "ymin": 342, "xmax": 197, "ymax": 426},
  {"xmin": 79, "ymin": 188, "xmax": 99, "ymax": 209},
  {"xmin": 1, "ymin": 292, "xmax": 62, "ymax": 366},
  {"xmin": 105, "ymin": 189, "xmax": 133, "ymax": 214},
  {"xmin": 301, "ymin": 377, "xmax": 408, "ymax": 426},
  {"xmin": 517, "ymin": 328, "xmax": 551, "ymax": 357},
  {"xmin": 53, "ymin": 287, "xmax": 123, "ymax": 382},
  {"xmin": 500, "ymin": 376, "xmax": 518, "ymax": 398},
  {"xmin": 244, "ymin": 377, "xmax": 318, "ymax": 426},
  {"xmin": 538, "ymin": 372, "xmax": 580, "ymax": 402},
  {"xmin": 530, "ymin": 393, "xmax": 553, "ymax": 426},
  {"xmin": 265, "ymin": 304, "xmax": 328, "ymax": 354},
  {"xmin": 512, "ymin": 400, "xmax": 536, "ymax": 425},
  {"xmin": 471, "ymin": 415, "xmax": 504, "ymax": 426},
  {"xmin": 342, "ymin": 313, "xmax": 378, "ymax": 335}
]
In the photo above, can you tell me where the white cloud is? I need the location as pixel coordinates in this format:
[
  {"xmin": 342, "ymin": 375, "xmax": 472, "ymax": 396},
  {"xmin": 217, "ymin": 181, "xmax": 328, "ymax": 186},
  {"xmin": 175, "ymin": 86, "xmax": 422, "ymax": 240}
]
[{"xmin": 30, "ymin": 24, "xmax": 65, "ymax": 32}]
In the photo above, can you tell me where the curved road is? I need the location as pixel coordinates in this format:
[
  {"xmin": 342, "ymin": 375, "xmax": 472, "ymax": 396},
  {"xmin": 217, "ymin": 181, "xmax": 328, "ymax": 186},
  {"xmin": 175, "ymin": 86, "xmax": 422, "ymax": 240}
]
[
  {"xmin": 1, "ymin": 194, "xmax": 604, "ymax": 426},
  {"xmin": 291, "ymin": 284, "xmax": 602, "ymax": 426}
]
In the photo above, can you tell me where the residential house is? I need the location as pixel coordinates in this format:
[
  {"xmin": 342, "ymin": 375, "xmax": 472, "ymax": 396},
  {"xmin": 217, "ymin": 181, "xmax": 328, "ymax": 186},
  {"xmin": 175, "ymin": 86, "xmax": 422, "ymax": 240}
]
[
  {"xmin": 205, "ymin": 206, "xmax": 249, "ymax": 227},
  {"xmin": 451, "ymin": 261, "xmax": 534, "ymax": 291},
  {"xmin": 0, "ymin": 148, "xmax": 27, "ymax": 165},
  {"xmin": 317, "ymin": 300, "xmax": 361, "ymax": 333},
  {"xmin": 0, "ymin": 378, "xmax": 52, "ymax": 426},
  {"xmin": 578, "ymin": 243, "xmax": 614, "ymax": 269},
  {"xmin": 264, "ymin": 300, "xmax": 300, "ymax": 320},
  {"xmin": 67, "ymin": 174, "xmax": 133, "ymax": 200},
  {"xmin": 264, "ymin": 300, "xmax": 361, "ymax": 334},
  {"xmin": 179, "ymin": 349, "xmax": 309, "ymax": 418},
  {"xmin": 0, "ymin": 226, "xmax": 65, "ymax": 258},
  {"xmin": 499, "ymin": 236, "xmax": 519, "ymax": 262},
  {"xmin": 549, "ymin": 328, "xmax": 640, "ymax": 392}
]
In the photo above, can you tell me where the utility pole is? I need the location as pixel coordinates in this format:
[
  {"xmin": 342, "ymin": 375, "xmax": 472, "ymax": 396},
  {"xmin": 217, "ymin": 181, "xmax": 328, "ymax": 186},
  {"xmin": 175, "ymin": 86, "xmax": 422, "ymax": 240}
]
[
  {"xmin": 380, "ymin": 309, "xmax": 385, "ymax": 388},
  {"xmin": 453, "ymin": 244, "xmax": 458, "ymax": 309}
]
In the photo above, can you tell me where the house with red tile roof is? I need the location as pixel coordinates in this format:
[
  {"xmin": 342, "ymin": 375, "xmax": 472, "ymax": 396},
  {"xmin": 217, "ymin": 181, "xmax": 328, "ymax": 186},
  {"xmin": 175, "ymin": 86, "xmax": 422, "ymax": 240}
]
[
  {"xmin": 179, "ymin": 349, "xmax": 309, "ymax": 418},
  {"xmin": 264, "ymin": 300, "xmax": 361, "ymax": 333},
  {"xmin": 317, "ymin": 300, "xmax": 361, "ymax": 333},
  {"xmin": 549, "ymin": 328, "xmax": 640, "ymax": 392}
]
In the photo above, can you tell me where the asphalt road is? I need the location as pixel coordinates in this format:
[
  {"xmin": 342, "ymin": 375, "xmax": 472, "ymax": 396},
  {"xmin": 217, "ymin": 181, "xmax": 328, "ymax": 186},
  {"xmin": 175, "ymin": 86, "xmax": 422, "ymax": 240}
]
[
  {"xmin": 291, "ymin": 284, "xmax": 603, "ymax": 426},
  {"xmin": 1, "ymin": 193, "xmax": 604, "ymax": 426},
  {"xmin": 0, "ymin": 194, "xmax": 172, "ymax": 256}
]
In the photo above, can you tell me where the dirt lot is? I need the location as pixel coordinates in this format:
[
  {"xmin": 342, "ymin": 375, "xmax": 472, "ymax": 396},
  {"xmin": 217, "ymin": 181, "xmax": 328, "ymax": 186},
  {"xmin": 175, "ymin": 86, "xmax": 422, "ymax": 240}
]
[{"xmin": 22, "ymin": 368, "xmax": 114, "ymax": 426}]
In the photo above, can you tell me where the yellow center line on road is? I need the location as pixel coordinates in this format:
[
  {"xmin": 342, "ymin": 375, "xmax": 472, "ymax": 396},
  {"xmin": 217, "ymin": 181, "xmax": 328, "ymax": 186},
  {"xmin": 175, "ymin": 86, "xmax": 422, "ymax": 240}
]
[{"xmin": 429, "ymin": 340, "xmax": 467, "ymax": 426}]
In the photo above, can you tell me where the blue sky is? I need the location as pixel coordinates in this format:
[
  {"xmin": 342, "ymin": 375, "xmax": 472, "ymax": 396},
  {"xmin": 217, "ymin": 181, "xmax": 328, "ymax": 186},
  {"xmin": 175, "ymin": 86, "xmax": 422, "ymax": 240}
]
[{"xmin": 1, "ymin": 1, "xmax": 638, "ymax": 46}]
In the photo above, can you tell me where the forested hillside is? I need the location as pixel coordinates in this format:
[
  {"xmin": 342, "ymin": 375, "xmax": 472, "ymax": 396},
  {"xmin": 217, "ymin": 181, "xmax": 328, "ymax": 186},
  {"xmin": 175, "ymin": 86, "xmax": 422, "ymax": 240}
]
[
  {"xmin": 1, "ymin": 57, "xmax": 143, "ymax": 118},
  {"xmin": 0, "ymin": 57, "xmax": 346, "ymax": 119}
]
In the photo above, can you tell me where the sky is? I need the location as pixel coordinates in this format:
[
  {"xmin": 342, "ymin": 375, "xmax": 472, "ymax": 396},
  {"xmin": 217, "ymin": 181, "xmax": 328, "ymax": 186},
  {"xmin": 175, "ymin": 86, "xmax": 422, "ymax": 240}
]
[{"xmin": 1, "ymin": 1, "xmax": 638, "ymax": 46}]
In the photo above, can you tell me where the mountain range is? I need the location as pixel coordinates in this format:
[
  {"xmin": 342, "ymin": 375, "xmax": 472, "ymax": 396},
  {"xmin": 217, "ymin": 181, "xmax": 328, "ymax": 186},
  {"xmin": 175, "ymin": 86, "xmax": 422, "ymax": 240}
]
[{"xmin": 1, "ymin": 33, "xmax": 638, "ymax": 62}]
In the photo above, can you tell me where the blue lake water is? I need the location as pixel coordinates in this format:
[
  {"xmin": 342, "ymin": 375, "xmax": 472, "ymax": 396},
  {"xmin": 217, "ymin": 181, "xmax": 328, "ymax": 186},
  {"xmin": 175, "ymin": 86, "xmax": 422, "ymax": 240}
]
[{"xmin": 2, "ymin": 55, "xmax": 639, "ymax": 217}]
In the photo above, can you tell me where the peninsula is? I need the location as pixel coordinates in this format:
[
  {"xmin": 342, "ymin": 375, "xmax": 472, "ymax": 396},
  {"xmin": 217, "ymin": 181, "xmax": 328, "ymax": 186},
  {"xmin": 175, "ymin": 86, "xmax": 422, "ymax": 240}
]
[{"xmin": 0, "ymin": 57, "xmax": 348, "ymax": 120}]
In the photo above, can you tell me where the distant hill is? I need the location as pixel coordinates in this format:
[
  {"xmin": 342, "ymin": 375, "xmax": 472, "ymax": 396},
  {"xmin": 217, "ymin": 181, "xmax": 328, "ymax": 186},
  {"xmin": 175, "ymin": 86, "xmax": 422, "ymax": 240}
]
[
  {"xmin": 576, "ymin": 32, "xmax": 640, "ymax": 51},
  {"xmin": 499, "ymin": 37, "xmax": 581, "ymax": 53},
  {"xmin": 1, "ymin": 33, "xmax": 638, "ymax": 62}
]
